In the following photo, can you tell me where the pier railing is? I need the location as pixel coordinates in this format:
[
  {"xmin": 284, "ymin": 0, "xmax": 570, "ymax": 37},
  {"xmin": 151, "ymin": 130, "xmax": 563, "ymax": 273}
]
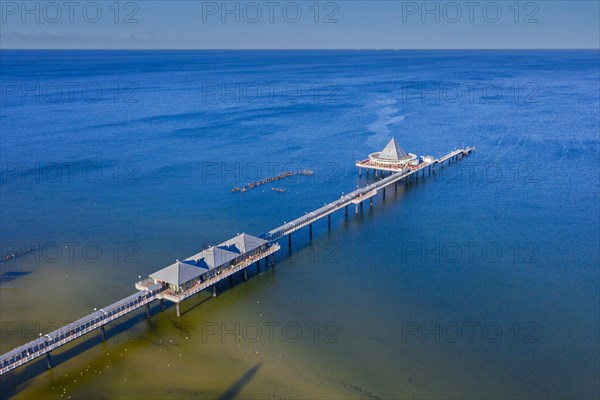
[
  {"xmin": 267, "ymin": 147, "xmax": 474, "ymax": 241},
  {"xmin": 0, "ymin": 288, "xmax": 161, "ymax": 375},
  {"xmin": 267, "ymin": 163, "xmax": 427, "ymax": 240}
]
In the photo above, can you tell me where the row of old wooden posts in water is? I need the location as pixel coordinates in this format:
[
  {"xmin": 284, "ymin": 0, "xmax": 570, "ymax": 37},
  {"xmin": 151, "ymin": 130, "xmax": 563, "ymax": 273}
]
[{"xmin": 231, "ymin": 170, "xmax": 314, "ymax": 192}]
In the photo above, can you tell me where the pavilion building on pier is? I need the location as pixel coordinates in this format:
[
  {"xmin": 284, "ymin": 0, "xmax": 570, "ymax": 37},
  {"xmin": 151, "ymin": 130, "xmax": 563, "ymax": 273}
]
[
  {"xmin": 356, "ymin": 138, "xmax": 436, "ymax": 174},
  {"xmin": 148, "ymin": 233, "xmax": 269, "ymax": 294},
  {"xmin": 368, "ymin": 138, "xmax": 418, "ymax": 166}
]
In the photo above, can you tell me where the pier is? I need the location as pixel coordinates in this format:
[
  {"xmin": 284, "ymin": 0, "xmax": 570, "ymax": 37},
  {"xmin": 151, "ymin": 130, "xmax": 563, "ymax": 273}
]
[
  {"xmin": 0, "ymin": 289, "xmax": 160, "ymax": 374},
  {"xmin": 268, "ymin": 145, "xmax": 474, "ymax": 242},
  {"xmin": 0, "ymin": 142, "xmax": 474, "ymax": 376}
]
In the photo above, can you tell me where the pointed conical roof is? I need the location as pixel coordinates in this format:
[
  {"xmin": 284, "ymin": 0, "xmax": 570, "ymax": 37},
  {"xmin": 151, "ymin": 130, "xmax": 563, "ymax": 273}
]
[{"xmin": 379, "ymin": 138, "xmax": 408, "ymax": 160}]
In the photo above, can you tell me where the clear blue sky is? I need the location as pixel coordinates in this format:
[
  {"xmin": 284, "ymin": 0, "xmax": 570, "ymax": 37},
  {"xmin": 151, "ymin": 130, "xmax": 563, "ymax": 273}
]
[{"xmin": 1, "ymin": 1, "xmax": 598, "ymax": 49}]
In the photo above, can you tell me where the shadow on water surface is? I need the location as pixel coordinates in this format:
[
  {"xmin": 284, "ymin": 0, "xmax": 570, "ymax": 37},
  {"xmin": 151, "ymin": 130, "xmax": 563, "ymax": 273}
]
[
  {"xmin": 0, "ymin": 271, "xmax": 32, "ymax": 284},
  {"xmin": 217, "ymin": 363, "xmax": 262, "ymax": 400},
  {"xmin": 179, "ymin": 295, "xmax": 212, "ymax": 317}
]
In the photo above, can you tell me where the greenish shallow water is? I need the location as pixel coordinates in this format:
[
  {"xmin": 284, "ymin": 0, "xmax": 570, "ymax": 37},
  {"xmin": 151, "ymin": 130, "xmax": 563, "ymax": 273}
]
[{"xmin": 0, "ymin": 50, "xmax": 599, "ymax": 399}]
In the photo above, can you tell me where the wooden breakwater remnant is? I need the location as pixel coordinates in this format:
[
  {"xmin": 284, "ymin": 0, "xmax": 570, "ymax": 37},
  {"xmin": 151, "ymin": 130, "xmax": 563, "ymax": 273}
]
[
  {"xmin": 232, "ymin": 170, "xmax": 313, "ymax": 192},
  {"xmin": 1, "ymin": 246, "xmax": 39, "ymax": 263}
]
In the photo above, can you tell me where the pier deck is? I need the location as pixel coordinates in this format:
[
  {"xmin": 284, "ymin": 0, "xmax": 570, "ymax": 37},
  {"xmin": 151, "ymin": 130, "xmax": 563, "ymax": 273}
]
[
  {"xmin": 351, "ymin": 190, "xmax": 377, "ymax": 204},
  {"xmin": 0, "ymin": 289, "xmax": 160, "ymax": 375},
  {"xmin": 0, "ymin": 147, "xmax": 473, "ymax": 376}
]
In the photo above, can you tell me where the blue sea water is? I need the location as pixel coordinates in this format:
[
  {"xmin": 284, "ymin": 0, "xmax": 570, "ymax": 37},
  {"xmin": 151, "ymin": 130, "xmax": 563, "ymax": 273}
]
[{"xmin": 0, "ymin": 50, "xmax": 599, "ymax": 399}]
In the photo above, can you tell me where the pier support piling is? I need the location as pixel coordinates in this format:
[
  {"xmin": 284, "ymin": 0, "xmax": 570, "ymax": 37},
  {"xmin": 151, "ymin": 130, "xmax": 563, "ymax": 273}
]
[
  {"xmin": 46, "ymin": 352, "xmax": 52, "ymax": 369},
  {"xmin": 256, "ymin": 260, "xmax": 260, "ymax": 272},
  {"xmin": 328, "ymin": 214, "xmax": 331, "ymax": 227},
  {"xmin": 288, "ymin": 234, "xmax": 292, "ymax": 248},
  {"xmin": 160, "ymin": 298, "xmax": 165, "ymax": 311},
  {"xmin": 212, "ymin": 285, "xmax": 217, "ymax": 297},
  {"xmin": 345, "ymin": 205, "xmax": 348, "ymax": 217},
  {"xmin": 244, "ymin": 268, "xmax": 248, "ymax": 281},
  {"xmin": 395, "ymin": 182, "xmax": 397, "ymax": 192},
  {"xmin": 309, "ymin": 223, "xmax": 313, "ymax": 240},
  {"xmin": 369, "ymin": 198, "xmax": 373, "ymax": 208},
  {"xmin": 100, "ymin": 325, "xmax": 106, "ymax": 342},
  {"xmin": 355, "ymin": 204, "xmax": 359, "ymax": 215},
  {"xmin": 176, "ymin": 302, "xmax": 181, "ymax": 317},
  {"xmin": 271, "ymin": 254, "xmax": 275, "ymax": 267},
  {"xmin": 145, "ymin": 303, "xmax": 151, "ymax": 319},
  {"xmin": 383, "ymin": 187, "xmax": 386, "ymax": 199},
  {"xmin": 359, "ymin": 167, "xmax": 362, "ymax": 177}
]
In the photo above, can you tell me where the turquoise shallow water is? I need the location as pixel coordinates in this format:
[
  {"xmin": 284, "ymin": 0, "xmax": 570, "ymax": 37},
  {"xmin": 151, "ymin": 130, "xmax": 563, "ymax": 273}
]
[{"xmin": 0, "ymin": 50, "xmax": 599, "ymax": 399}]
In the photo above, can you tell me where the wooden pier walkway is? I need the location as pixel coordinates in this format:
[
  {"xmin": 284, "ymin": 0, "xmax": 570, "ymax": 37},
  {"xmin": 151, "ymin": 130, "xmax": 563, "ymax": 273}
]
[
  {"xmin": 437, "ymin": 147, "xmax": 474, "ymax": 164},
  {"xmin": 1, "ymin": 288, "xmax": 161, "ymax": 374},
  {"xmin": 0, "ymin": 147, "xmax": 473, "ymax": 376},
  {"xmin": 267, "ymin": 147, "xmax": 474, "ymax": 241}
]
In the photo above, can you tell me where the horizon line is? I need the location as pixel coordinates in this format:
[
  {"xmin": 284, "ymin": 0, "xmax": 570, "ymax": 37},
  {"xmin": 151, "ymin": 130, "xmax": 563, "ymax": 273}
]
[{"xmin": 2, "ymin": 48, "xmax": 599, "ymax": 51}]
